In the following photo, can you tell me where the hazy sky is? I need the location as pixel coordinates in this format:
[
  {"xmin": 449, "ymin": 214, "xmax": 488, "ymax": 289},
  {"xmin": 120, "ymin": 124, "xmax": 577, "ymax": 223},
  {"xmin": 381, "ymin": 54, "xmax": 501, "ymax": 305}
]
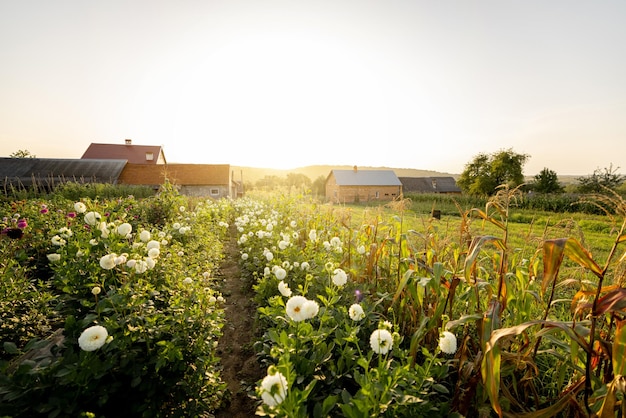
[{"xmin": 1, "ymin": 1, "xmax": 624, "ymax": 175}]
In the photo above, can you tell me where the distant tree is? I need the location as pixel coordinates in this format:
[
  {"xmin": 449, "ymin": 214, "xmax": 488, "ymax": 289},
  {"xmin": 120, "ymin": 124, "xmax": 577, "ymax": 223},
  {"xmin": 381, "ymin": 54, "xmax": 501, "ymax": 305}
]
[
  {"xmin": 575, "ymin": 164, "xmax": 625, "ymax": 194},
  {"xmin": 10, "ymin": 149, "xmax": 36, "ymax": 158},
  {"xmin": 531, "ymin": 168, "xmax": 564, "ymax": 194},
  {"xmin": 285, "ymin": 173, "xmax": 312, "ymax": 189},
  {"xmin": 457, "ymin": 149, "xmax": 529, "ymax": 195},
  {"xmin": 255, "ymin": 175, "xmax": 284, "ymax": 190},
  {"xmin": 312, "ymin": 175, "xmax": 326, "ymax": 197}
]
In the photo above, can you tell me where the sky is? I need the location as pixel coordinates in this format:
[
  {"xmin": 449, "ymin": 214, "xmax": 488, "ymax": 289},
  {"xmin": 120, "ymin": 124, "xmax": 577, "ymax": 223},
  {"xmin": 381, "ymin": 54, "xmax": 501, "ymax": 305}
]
[{"xmin": 1, "ymin": 1, "xmax": 625, "ymax": 175}]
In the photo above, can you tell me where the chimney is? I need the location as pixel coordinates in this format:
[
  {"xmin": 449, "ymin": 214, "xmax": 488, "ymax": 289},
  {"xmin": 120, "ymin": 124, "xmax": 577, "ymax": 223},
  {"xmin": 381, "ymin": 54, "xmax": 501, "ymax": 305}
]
[
  {"xmin": 125, "ymin": 139, "xmax": 132, "ymax": 145},
  {"xmin": 353, "ymin": 165, "xmax": 358, "ymax": 173}
]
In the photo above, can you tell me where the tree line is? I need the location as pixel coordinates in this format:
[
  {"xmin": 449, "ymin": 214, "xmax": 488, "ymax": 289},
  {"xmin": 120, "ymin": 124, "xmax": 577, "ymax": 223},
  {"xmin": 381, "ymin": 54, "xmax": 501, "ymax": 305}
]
[{"xmin": 456, "ymin": 148, "xmax": 626, "ymax": 196}]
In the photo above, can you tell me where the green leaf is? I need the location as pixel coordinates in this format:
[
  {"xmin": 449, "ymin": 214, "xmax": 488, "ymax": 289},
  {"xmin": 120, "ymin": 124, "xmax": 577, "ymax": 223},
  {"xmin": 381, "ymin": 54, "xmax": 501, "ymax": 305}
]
[
  {"xmin": 431, "ymin": 383, "xmax": 449, "ymax": 394},
  {"xmin": 464, "ymin": 236, "xmax": 505, "ymax": 283},
  {"xmin": 392, "ymin": 268, "xmax": 414, "ymax": 305},
  {"xmin": 446, "ymin": 313, "xmax": 483, "ymax": 330},
  {"xmin": 481, "ymin": 300, "xmax": 503, "ymax": 417},
  {"xmin": 3, "ymin": 342, "xmax": 18, "ymax": 355}
]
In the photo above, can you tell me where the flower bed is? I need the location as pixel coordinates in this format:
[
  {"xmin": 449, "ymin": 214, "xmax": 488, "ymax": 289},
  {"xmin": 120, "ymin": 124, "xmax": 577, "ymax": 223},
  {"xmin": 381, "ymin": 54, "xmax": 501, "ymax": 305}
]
[
  {"xmin": 233, "ymin": 198, "xmax": 457, "ymax": 417},
  {"xmin": 0, "ymin": 186, "xmax": 231, "ymax": 417}
]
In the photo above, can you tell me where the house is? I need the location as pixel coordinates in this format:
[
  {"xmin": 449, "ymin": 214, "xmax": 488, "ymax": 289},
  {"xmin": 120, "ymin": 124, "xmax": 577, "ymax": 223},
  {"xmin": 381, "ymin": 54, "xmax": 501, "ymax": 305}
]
[
  {"xmin": 81, "ymin": 139, "xmax": 166, "ymax": 164},
  {"xmin": 326, "ymin": 166, "xmax": 402, "ymax": 203},
  {"xmin": 80, "ymin": 140, "xmax": 239, "ymax": 198},
  {"xmin": 0, "ymin": 157, "xmax": 127, "ymax": 190},
  {"xmin": 1, "ymin": 137, "xmax": 241, "ymax": 198},
  {"xmin": 117, "ymin": 163, "xmax": 238, "ymax": 198},
  {"xmin": 399, "ymin": 177, "xmax": 462, "ymax": 194}
]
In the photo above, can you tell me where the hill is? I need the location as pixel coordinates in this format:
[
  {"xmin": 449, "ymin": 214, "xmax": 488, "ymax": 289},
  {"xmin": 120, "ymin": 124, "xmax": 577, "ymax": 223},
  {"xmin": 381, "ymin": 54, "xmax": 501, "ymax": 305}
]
[{"xmin": 231, "ymin": 165, "xmax": 458, "ymax": 184}]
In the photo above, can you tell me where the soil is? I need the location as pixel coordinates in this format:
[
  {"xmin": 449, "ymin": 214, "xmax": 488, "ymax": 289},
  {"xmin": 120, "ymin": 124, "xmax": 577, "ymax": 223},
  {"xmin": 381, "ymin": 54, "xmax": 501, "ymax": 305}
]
[{"xmin": 213, "ymin": 229, "xmax": 264, "ymax": 418}]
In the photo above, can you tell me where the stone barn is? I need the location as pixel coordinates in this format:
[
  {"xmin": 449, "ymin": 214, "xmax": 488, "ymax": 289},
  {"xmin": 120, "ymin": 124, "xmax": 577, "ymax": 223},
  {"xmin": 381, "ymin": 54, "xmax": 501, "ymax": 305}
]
[{"xmin": 325, "ymin": 166, "xmax": 402, "ymax": 203}]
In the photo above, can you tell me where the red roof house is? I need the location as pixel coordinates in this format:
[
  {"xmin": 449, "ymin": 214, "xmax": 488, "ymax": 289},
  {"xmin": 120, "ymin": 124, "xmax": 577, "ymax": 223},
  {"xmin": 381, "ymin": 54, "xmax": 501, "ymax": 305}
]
[{"xmin": 81, "ymin": 139, "xmax": 166, "ymax": 164}]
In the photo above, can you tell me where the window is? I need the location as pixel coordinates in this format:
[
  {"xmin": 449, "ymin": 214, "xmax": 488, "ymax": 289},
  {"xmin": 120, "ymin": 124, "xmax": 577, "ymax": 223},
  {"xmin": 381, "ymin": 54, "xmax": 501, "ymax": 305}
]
[
  {"xmin": 145, "ymin": 152, "xmax": 154, "ymax": 161},
  {"xmin": 210, "ymin": 189, "xmax": 220, "ymax": 196}
]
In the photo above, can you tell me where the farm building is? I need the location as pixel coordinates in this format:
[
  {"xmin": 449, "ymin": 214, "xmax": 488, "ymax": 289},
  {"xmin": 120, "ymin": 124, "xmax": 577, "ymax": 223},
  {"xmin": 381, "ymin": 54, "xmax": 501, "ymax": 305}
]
[
  {"xmin": 0, "ymin": 157, "xmax": 240, "ymax": 198},
  {"xmin": 118, "ymin": 163, "xmax": 239, "ymax": 198},
  {"xmin": 0, "ymin": 157, "xmax": 127, "ymax": 191},
  {"xmin": 1, "ymin": 139, "xmax": 241, "ymax": 198},
  {"xmin": 82, "ymin": 139, "xmax": 166, "ymax": 164},
  {"xmin": 326, "ymin": 167, "xmax": 402, "ymax": 203},
  {"xmin": 399, "ymin": 176, "xmax": 461, "ymax": 194}
]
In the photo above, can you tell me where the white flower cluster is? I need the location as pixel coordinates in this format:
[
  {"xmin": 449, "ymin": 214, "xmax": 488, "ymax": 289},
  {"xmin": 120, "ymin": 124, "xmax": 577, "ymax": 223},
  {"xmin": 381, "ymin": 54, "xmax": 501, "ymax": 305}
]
[
  {"xmin": 53, "ymin": 207, "xmax": 172, "ymax": 274},
  {"xmin": 278, "ymin": 281, "xmax": 292, "ymax": 297},
  {"xmin": 260, "ymin": 369, "xmax": 288, "ymax": 407},
  {"xmin": 285, "ymin": 295, "xmax": 319, "ymax": 322},
  {"xmin": 370, "ymin": 329, "xmax": 393, "ymax": 355},
  {"xmin": 171, "ymin": 222, "xmax": 191, "ymax": 235},
  {"xmin": 439, "ymin": 331, "xmax": 457, "ymax": 355},
  {"xmin": 323, "ymin": 236, "xmax": 343, "ymax": 253},
  {"xmin": 348, "ymin": 303, "xmax": 365, "ymax": 321},
  {"xmin": 331, "ymin": 268, "xmax": 348, "ymax": 287},
  {"xmin": 78, "ymin": 325, "xmax": 110, "ymax": 351}
]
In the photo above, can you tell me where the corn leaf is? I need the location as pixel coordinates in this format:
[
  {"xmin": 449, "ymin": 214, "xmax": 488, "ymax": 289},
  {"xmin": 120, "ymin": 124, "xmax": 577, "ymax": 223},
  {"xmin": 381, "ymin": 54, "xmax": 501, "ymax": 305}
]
[
  {"xmin": 481, "ymin": 300, "xmax": 503, "ymax": 417},
  {"xmin": 563, "ymin": 238, "xmax": 603, "ymax": 279},
  {"xmin": 392, "ymin": 268, "xmax": 414, "ymax": 305},
  {"xmin": 542, "ymin": 239, "xmax": 566, "ymax": 296},
  {"xmin": 470, "ymin": 208, "xmax": 506, "ymax": 230},
  {"xmin": 503, "ymin": 377, "xmax": 584, "ymax": 418},
  {"xmin": 542, "ymin": 238, "xmax": 603, "ymax": 296},
  {"xmin": 485, "ymin": 320, "xmax": 592, "ymax": 375},
  {"xmin": 613, "ymin": 319, "xmax": 626, "ymax": 377},
  {"xmin": 598, "ymin": 378, "xmax": 618, "ymax": 418},
  {"xmin": 465, "ymin": 236, "xmax": 505, "ymax": 283},
  {"xmin": 571, "ymin": 285, "xmax": 620, "ymax": 314},
  {"xmin": 592, "ymin": 287, "xmax": 626, "ymax": 316},
  {"xmin": 445, "ymin": 313, "xmax": 483, "ymax": 330}
]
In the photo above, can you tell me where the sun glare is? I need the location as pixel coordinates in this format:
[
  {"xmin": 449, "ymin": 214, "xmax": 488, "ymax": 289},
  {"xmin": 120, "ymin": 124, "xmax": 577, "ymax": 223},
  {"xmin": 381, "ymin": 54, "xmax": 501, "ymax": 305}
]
[{"xmin": 149, "ymin": 29, "xmax": 403, "ymax": 169}]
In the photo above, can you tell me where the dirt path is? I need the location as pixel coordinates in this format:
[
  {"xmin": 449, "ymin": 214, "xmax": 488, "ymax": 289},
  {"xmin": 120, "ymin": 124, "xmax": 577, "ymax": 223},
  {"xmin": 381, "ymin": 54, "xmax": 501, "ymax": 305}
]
[{"xmin": 214, "ymin": 229, "xmax": 264, "ymax": 418}]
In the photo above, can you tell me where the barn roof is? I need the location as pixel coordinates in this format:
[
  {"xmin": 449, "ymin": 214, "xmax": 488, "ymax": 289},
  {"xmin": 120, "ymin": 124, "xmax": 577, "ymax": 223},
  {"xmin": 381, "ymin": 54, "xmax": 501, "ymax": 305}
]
[
  {"xmin": 0, "ymin": 158, "xmax": 127, "ymax": 187},
  {"xmin": 118, "ymin": 164, "xmax": 231, "ymax": 186},
  {"xmin": 399, "ymin": 176, "xmax": 461, "ymax": 193},
  {"xmin": 82, "ymin": 142, "xmax": 166, "ymax": 164},
  {"xmin": 331, "ymin": 169, "xmax": 402, "ymax": 186}
]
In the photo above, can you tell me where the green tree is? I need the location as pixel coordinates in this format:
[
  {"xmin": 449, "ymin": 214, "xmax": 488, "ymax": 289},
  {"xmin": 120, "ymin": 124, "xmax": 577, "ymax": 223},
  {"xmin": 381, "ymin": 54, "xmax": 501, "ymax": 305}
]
[
  {"xmin": 285, "ymin": 173, "xmax": 312, "ymax": 189},
  {"xmin": 255, "ymin": 175, "xmax": 284, "ymax": 190},
  {"xmin": 531, "ymin": 167, "xmax": 564, "ymax": 194},
  {"xmin": 457, "ymin": 149, "xmax": 529, "ymax": 195},
  {"xmin": 9, "ymin": 149, "xmax": 36, "ymax": 158},
  {"xmin": 312, "ymin": 175, "xmax": 326, "ymax": 197},
  {"xmin": 575, "ymin": 164, "xmax": 625, "ymax": 194}
]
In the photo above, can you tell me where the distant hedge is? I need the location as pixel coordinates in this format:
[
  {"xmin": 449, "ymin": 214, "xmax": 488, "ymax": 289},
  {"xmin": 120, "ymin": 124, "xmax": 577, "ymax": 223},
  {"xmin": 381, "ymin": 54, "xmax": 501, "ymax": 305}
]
[{"xmin": 403, "ymin": 192, "xmax": 618, "ymax": 216}]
